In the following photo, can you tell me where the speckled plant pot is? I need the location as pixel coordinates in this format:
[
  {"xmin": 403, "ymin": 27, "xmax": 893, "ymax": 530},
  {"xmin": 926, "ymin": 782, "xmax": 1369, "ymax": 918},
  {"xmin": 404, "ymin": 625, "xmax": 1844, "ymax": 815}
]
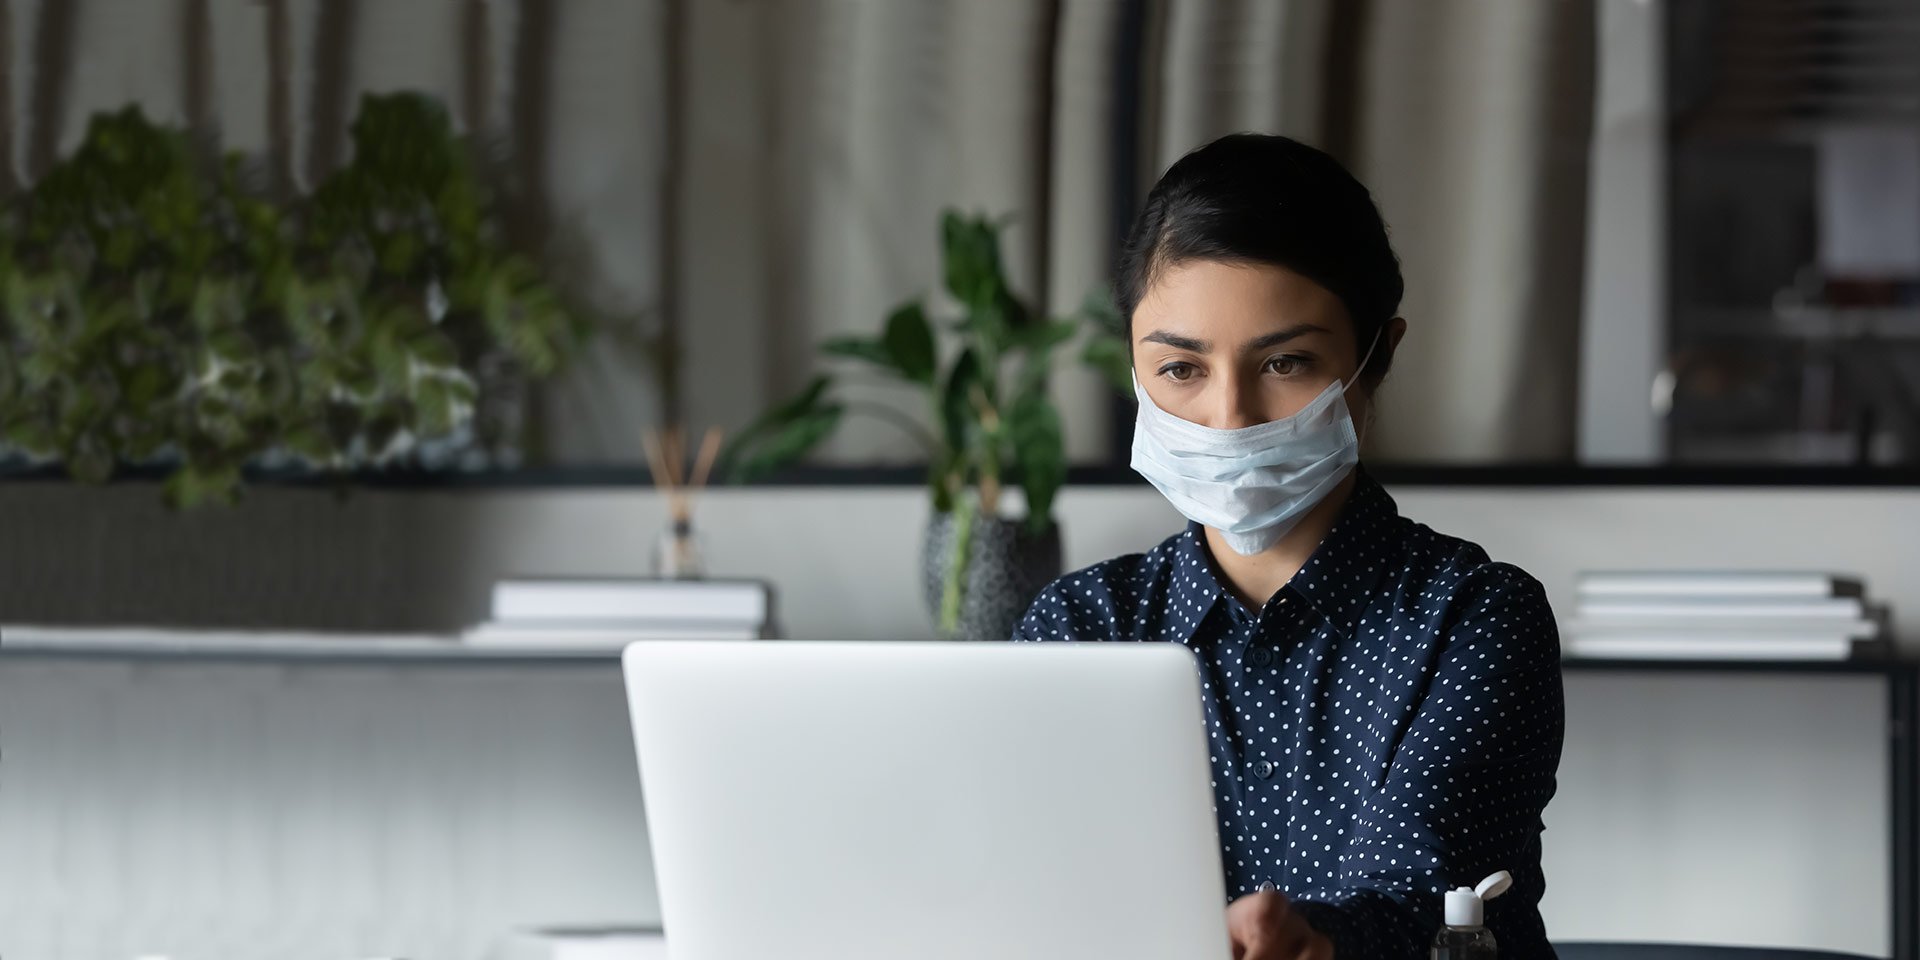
[{"xmin": 921, "ymin": 511, "xmax": 1063, "ymax": 642}]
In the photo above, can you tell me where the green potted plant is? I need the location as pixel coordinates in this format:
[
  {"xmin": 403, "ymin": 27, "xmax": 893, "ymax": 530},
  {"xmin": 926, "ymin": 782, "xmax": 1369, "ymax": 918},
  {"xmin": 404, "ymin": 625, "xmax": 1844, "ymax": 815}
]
[
  {"xmin": 722, "ymin": 211, "xmax": 1129, "ymax": 640},
  {"xmin": 0, "ymin": 94, "xmax": 583, "ymax": 506}
]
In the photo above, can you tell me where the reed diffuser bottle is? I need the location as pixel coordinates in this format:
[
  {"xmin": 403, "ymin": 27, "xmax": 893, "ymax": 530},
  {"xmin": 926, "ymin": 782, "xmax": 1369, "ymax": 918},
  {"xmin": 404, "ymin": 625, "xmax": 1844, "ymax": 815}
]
[{"xmin": 644, "ymin": 426, "xmax": 722, "ymax": 580}]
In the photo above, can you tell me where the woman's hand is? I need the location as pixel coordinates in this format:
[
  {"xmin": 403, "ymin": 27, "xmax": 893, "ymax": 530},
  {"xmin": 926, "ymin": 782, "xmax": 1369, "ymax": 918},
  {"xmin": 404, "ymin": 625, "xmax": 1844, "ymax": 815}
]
[{"xmin": 1225, "ymin": 887, "xmax": 1334, "ymax": 960}]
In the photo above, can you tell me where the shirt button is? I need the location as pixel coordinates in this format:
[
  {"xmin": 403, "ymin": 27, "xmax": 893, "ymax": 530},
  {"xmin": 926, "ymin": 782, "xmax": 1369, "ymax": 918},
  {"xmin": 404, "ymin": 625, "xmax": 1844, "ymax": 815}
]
[
  {"xmin": 1248, "ymin": 647, "xmax": 1273, "ymax": 668},
  {"xmin": 1252, "ymin": 759, "xmax": 1276, "ymax": 780}
]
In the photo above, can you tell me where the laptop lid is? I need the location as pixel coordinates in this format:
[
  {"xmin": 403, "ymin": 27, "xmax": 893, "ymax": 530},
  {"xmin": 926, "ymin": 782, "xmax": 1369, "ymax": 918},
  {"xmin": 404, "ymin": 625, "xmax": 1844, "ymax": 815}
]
[{"xmin": 622, "ymin": 640, "xmax": 1230, "ymax": 960}]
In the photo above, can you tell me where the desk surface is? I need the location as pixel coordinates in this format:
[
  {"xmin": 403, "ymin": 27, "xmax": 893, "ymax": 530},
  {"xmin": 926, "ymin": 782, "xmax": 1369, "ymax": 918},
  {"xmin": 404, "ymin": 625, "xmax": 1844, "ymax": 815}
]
[{"xmin": 1, "ymin": 626, "xmax": 1912, "ymax": 675}]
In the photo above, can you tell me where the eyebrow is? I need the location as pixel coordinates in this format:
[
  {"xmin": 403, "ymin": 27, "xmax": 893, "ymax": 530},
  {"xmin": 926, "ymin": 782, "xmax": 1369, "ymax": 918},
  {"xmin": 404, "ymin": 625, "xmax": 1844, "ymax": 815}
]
[
  {"xmin": 1243, "ymin": 325, "xmax": 1333, "ymax": 352},
  {"xmin": 1139, "ymin": 324, "xmax": 1333, "ymax": 353},
  {"xmin": 1139, "ymin": 330, "xmax": 1209, "ymax": 351}
]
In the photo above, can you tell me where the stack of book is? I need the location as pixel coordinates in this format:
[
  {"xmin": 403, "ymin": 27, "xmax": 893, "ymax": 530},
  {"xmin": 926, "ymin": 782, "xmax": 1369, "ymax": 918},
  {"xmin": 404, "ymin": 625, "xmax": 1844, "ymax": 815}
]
[
  {"xmin": 461, "ymin": 578, "xmax": 774, "ymax": 650},
  {"xmin": 489, "ymin": 927, "xmax": 667, "ymax": 960},
  {"xmin": 1562, "ymin": 571, "xmax": 1887, "ymax": 661}
]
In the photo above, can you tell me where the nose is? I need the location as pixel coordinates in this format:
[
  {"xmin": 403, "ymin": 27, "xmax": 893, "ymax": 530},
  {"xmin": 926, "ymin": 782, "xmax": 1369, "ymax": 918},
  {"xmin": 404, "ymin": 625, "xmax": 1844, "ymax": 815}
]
[{"xmin": 1203, "ymin": 370, "xmax": 1266, "ymax": 430}]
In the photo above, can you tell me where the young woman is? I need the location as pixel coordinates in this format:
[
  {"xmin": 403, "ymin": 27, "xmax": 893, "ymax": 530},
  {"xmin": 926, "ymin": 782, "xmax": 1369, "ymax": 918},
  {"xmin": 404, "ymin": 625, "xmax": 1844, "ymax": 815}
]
[{"xmin": 1014, "ymin": 134, "xmax": 1564, "ymax": 960}]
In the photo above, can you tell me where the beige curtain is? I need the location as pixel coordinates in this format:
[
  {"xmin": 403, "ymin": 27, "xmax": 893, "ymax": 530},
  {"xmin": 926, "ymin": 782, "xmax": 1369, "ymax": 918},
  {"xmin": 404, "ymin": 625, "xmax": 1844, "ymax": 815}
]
[
  {"xmin": 1139, "ymin": 0, "xmax": 1593, "ymax": 463},
  {"xmin": 1145, "ymin": 0, "xmax": 1333, "ymax": 170},
  {"xmin": 679, "ymin": 0, "xmax": 1594, "ymax": 468},
  {"xmin": 673, "ymin": 0, "xmax": 1343, "ymax": 465},
  {"xmin": 674, "ymin": 0, "xmax": 1120, "ymax": 463},
  {"xmin": 1345, "ymin": 1, "xmax": 1594, "ymax": 462},
  {"xmin": 4, "ymin": 0, "xmax": 1594, "ymax": 467}
]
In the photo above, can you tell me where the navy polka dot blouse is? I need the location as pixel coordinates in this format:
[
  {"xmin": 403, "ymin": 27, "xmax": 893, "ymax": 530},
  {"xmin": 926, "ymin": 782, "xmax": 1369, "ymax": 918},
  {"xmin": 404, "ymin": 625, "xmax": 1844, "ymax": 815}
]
[{"xmin": 1013, "ymin": 471, "xmax": 1564, "ymax": 959}]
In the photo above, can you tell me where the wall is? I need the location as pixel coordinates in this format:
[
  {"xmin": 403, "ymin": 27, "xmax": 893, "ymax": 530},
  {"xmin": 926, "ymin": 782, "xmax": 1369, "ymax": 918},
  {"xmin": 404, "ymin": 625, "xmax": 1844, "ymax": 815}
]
[
  {"xmin": 5, "ymin": 479, "xmax": 1914, "ymax": 646},
  {"xmin": 0, "ymin": 479, "xmax": 1913, "ymax": 958}
]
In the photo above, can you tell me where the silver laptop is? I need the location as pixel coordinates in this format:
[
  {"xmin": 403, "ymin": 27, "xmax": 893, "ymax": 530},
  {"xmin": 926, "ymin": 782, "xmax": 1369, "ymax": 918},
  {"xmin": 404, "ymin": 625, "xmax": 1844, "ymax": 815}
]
[{"xmin": 622, "ymin": 640, "xmax": 1231, "ymax": 960}]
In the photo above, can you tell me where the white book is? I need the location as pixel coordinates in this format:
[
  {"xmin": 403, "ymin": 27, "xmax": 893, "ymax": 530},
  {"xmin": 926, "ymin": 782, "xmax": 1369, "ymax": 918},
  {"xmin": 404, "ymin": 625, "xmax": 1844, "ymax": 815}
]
[
  {"xmin": 492, "ymin": 578, "xmax": 771, "ymax": 624},
  {"xmin": 1577, "ymin": 571, "xmax": 1862, "ymax": 599},
  {"xmin": 1566, "ymin": 636, "xmax": 1857, "ymax": 661},
  {"xmin": 490, "ymin": 928, "xmax": 668, "ymax": 960},
  {"xmin": 1575, "ymin": 596, "xmax": 1866, "ymax": 620},
  {"xmin": 1563, "ymin": 617, "xmax": 1881, "ymax": 641},
  {"xmin": 462, "ymin": 621, "xmax": 762, "ymax": 648},
  {"xmin": 0, "ymin": 624, "xmax": 440, "ymax": 648}
]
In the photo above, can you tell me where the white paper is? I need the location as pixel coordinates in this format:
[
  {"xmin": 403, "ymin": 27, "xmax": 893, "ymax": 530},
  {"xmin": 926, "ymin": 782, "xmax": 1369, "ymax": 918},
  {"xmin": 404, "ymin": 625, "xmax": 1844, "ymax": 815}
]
[{"xmin": 1817, "ymin": 125, "xmax": 1920, "ymax": 276}]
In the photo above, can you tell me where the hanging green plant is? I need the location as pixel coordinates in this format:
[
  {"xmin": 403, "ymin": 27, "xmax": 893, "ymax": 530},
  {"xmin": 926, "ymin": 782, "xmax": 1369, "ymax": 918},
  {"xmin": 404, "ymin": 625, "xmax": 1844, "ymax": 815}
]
[{"xmin": 0, "ymin": 94, "xmax": 586, "ymax": 506}]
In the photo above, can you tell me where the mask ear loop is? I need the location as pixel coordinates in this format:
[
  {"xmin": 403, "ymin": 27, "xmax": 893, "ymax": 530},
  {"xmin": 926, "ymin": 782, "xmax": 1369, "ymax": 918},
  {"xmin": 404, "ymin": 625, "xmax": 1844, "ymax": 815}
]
[
  {"xmin": 1342, "ymin": 327, "xmax": 1384, "ymax": 396},
  {"xmin": 1345, "ymin": 326, "xmax": 1386, "ymax": 448}
]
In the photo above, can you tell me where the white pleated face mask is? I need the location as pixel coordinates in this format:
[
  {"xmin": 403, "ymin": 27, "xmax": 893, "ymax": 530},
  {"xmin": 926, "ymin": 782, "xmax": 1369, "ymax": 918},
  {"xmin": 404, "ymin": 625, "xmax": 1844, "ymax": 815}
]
[{"xmin": 1130, "ymin": 331, "xmax": 1380, "ymax": 556}]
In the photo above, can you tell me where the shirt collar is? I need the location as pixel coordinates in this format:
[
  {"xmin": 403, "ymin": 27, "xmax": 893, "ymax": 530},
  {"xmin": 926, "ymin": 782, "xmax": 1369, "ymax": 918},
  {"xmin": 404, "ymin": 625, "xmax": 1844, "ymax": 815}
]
[
  {"xmin": 1166, "ymin": 523, "xmax": 1224, "ymax": 649},
  {"xmin": 1283, "ymin": 469, "xmax": 1400, "ymax": 633},
  {"xmin": 1165, "ymin": 469, "xmax": 1401, "ymax": 645}
]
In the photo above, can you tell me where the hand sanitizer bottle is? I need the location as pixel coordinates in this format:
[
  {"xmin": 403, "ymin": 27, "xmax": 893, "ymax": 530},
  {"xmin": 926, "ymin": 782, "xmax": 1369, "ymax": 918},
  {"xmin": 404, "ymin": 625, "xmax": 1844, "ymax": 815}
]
[{"xmin": 1430, "ymin": 870, "xmax": 1513, "ymax": 960}]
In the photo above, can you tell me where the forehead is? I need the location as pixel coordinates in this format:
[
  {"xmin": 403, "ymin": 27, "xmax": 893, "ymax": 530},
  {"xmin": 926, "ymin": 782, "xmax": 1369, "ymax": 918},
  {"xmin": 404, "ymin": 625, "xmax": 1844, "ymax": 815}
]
[{"xmin": 1132, "ymin": 259, "xmax": 1352, "ymax": 336}]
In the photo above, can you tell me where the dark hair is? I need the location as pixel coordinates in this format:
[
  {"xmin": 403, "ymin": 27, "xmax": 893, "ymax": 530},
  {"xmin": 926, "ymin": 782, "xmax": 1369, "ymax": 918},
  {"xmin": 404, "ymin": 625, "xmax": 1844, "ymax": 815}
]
[{"xmin": 1116, "ymin": 133, "xmax": 1404, "ymax": 380}]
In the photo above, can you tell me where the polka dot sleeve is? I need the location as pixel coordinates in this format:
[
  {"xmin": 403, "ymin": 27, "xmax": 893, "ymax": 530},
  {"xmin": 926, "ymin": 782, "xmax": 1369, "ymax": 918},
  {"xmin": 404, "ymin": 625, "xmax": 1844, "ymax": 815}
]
[
  {"xmin": 1288, "ymin": 562, "xmax": 1565, "ymax": 959},
  {"xmin": 1010, "ymin": 581, "xmax": 1077, "ymax": 642},
  {"xmin": 1004, "ymin": 473, "xmax": 1562, "ymax": 957},
  {"xmin": 1009, "ymin": 554, "xmax": 1155, "ymax": 643}
]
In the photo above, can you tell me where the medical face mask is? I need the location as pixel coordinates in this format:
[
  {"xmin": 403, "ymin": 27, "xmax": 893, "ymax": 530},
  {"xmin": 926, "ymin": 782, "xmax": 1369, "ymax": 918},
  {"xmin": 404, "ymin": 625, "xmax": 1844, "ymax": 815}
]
[{"xmin": 1130, "ymin": 332, "xmax": 1380, "ymax": 556}]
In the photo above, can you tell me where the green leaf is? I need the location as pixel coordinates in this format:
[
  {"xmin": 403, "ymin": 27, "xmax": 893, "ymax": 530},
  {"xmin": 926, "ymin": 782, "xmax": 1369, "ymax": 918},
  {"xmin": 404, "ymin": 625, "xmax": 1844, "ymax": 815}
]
[
  {"xmin": 5, "ymin": 420, "xmax": 57, "ymax": 455},
  {"xmin": 729, "ymin": 403, "xmax": 844, "ymax": 482},
  {"xmin": 284, "ymin": 425, "xmax": 336, "ymax": 464},
  {"xmin": 66, "ymin": 432, "xmax": 116, "ymax": 484},
  {"xmin": 717, "ymin": 374, "xmax": 838, "ymax": 482},
  {"xmin": 364, "ymin": 413, "xmax": 403, "ymax": 459},
  {"xmin": 1014, "ymin": 351, "xmax": 1051, "ymax": 404},
  {"xmin": 939, "ymin": 348, "xmax": 983, "ymax": 455},
  {"xmin": 1007, "ymin": 384, "xmax": 1064, "ymax": 532},
  {"xmin": 122, "ymin": 362, "xmax": 170, "ymax": 410},
  {"xmin": 368, "ymin": 321, "xmax": 412, "ymax": 391},
  {"xmin": 207, "ymin": 328, "xmax": 253, "ymax": 364},
  {"xmin": 378, "ymin": 231, "xmax": 422, "ymax": 276},
  {"xmin": 407, "ymin": 329, "xmax": 461, "ymax": 370},
  {"xmin": 414, "ymin": 378, "xmax": 457, "ymax": 434},
  {"xmin": 941, "ymin": 210, "xmax": 1002, "ymax": 312},
  {"xmin": 820, "ymin": 335, "xmax": 894, "ymax": 370},
  {"xmin": 768, "ymin": 374, "xmax": 833, "ymax": 423},
  {"xmin": 1009, "ymin": 319, "xmax": 1077, "ymax": 353},
  {"xmin": 927, "ymin": 448, "xmax": 962, "ymax": 514},
  {"xmin": 882, "ymin": 302, "xmax": 936, "ymax": 384},
  {"xmin": 163, "ymin": 463, "xmax": 244, "ymax": 509},
  {"xmin": 958, "ymin": 290, "xmax": 1029, "ymax": 368}
]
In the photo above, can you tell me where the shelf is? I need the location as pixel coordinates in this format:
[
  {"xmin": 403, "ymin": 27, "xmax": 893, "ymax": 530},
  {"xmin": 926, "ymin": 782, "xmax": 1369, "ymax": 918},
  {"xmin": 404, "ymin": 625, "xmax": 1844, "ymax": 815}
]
[
  {"xmin": 1687, "ymin": 305, "xmax": 1920, "ymax": 341},
  {"xmin": 0, "ymin": 626, "xmax": 622, "ymax": 666},
  {"xmin": 1560, "ymin": 655, "xmax": 1910, "ymax": 676},
  {"xmin": 4, "ymin": 628, "xmax": 1910, "ymax": 675}
]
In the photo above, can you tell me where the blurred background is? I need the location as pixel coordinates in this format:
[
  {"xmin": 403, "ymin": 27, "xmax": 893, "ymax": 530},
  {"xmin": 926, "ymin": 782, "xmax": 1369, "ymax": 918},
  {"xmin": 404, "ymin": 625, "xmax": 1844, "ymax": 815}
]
[{"xmin": 0, "ymin": 1, "xmax": 1917, "ymax": 959}]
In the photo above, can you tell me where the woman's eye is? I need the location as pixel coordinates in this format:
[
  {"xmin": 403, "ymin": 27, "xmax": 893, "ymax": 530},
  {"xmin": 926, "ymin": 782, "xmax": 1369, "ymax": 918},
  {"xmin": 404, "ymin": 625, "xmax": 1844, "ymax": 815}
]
[
  {"xmin": 1265, "ymin": 355, "xmax": 1305, "ymax": 377},
  {"xmin": 1159, "ymin": 362, "xmax": 1197, "ymax": 382}
]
